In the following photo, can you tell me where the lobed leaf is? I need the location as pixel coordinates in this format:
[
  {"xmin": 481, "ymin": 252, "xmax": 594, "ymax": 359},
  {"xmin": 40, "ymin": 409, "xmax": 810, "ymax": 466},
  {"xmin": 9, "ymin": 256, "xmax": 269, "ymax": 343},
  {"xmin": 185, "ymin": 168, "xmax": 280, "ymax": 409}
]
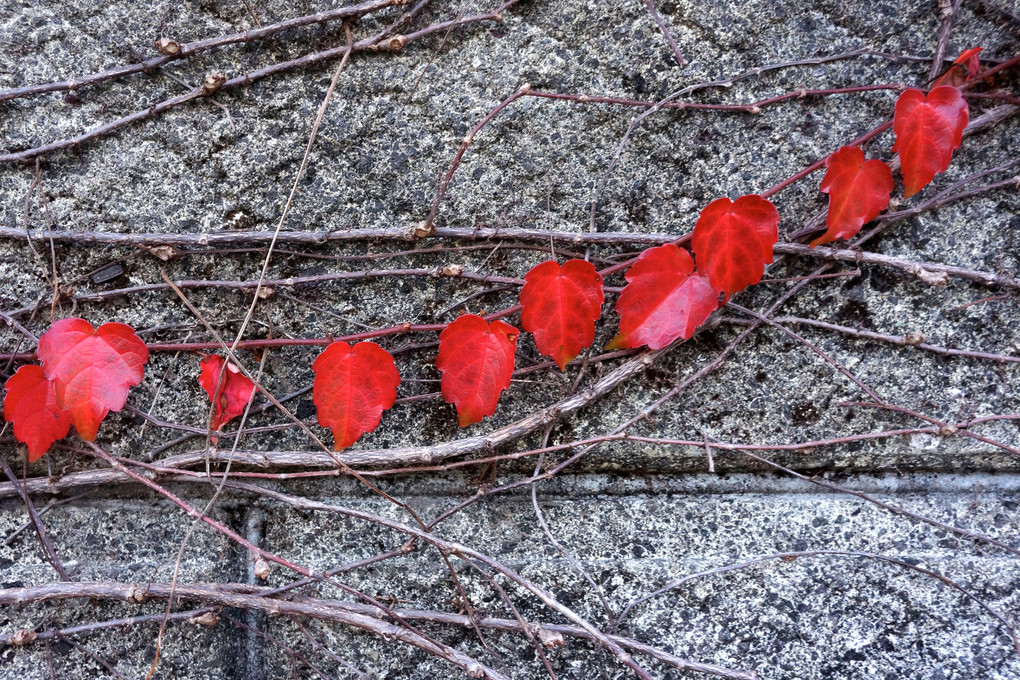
[
  {"xmin": 607, "ymin": 244, "xmax": 719, "ymax": 350},
  {"xmin": 436, "ymin": 314, "xmax": 518, "ymax": 427},
  {"xmin": 891, "ymin": 86, "xmax": 968, "ymax": 198},
  {"xmin": 37, "ymin": 318, "xmax": 148, "ymax": 441},
  {"xmin": 812, "ymin": 146, "xmax": 894, "ymax": 248},
  {"xmin": 312, "ymin": 341, "xmax": 400, "ymax": 450},
  {"xmin": 691, "ymin": 195, "xmax": 779, "ymax": 298},
  {"xmin": 519, "ymin": 259, "xmax": 604, "ymax": 371}
]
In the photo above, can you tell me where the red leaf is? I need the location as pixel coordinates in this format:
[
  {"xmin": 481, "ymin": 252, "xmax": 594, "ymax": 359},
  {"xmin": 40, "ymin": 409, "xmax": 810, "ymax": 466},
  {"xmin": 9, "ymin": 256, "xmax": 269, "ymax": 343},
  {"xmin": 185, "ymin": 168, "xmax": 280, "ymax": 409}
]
[
  {"xmin": 519, "ymin": 259, "xmax": 604, "ymax": 371},
  {"xmin": 312, "ymin": 341, "xmax": 400, "ymax": 450},
  {"xmin": 691, "ymin": 195, "xmax": 779, "ymax": 297},
  {"xmin": 933, "ymin": 47, "xmax": 982, "ymax": 89},
  {"xmin": 606, "ymin": 244, "xmax": 720, "ymax": 350},
  {"xmin": 198, "ymin": 355, "xmax": 257, "ymax": 431},
  {"xmin": 436, "ymin": 314, "xmax": 519, "ymax": 427},
  {"xmin": 3, "ymin": 365, "xmax": 71, "ymax": 461},
  {"xmin": 891, "ymin": 86, "xmax": 968, "ymax": 198},
  {"xmin": 812, "ymin": 146, "xmax": 894, "ymax": 248},
  {"xmin": 37, "ymin": 318, "xmax": 148, "ymax": 441}
]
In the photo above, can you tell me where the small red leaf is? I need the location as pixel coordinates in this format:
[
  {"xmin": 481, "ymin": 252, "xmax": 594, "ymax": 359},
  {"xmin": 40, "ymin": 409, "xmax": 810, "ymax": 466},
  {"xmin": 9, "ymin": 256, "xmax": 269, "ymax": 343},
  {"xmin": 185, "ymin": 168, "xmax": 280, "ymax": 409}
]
[
  {"xmin": 812, "ymin": 146, "xmax": 894, "ymax": 248},
  {"xmin": 933, "ymin": 47, "xmax": 982, "ymax": 88},
  {"xmin": 436, "ymin": 314, "xmax": 519, "ymax": 427},
  {"xmin": 198, "ymin": 355, "xmax": 257, "ymax": 431},
  {"xmin": 519, "ymin": 259, "xmax": 604, "ymax": 371},
  {"xmin": 891, "ymin": 86, "xmax": 968, "ymax": 198},
  {"xmin": 312, "ymin": 341, "xmax": 400, "ymax": 450},
  {"xmin": 37, "ymin": 318, "xmax": 148, "ymax": 441},
  {"xmin": 607, "ymin": 244, "xmax": 720, "ymax": 350},
  {"xmin": 3, "ymin": 365, "xmax": 72, "ymax": 461},
  {"xmin": 691, "ymin": 195, "xmax": 779, "ymax": 297}
]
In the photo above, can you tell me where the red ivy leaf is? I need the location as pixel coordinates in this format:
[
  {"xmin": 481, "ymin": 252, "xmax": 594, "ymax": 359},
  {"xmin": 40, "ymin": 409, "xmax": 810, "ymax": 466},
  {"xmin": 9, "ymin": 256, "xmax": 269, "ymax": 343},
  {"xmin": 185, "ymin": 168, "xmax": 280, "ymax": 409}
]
[
  {"xmin": 607, "ymin": 244, "xmax": 719, "ymax": 350},
  {"xmin": 312, "ymin": 341, "xmax": 400, "ymax": 450},
  {"xmin": 891, "ymin": 86, "xmax": 968, "ymax": 198},
  {"xmin": 812, "ymin": 146, "xmax": 894, "ymax": 248},
  {"xmin": 3, "ymin": 365, "xmax": 71, "ymax": 462},
  {"xmin": 691, "ymin": 195, "xmax": 779, "ymax": 297},
  {"xmin": 198, "ymin": 355, "xmax": 257, "ymax": 431},
  {"xmin": 933, "ymin": 47, "xmax": 982, "ymax": 89},
  {"xmin": 519, "ymin": 259, "xmax": 604, "ymax": 371},
  {"xmin": 436, "ymin": 314, "xmax": 519, "ymax": 427},
  {"xmin": 37, "ymin": 318, "xmax": 148, "ymax": 441}
]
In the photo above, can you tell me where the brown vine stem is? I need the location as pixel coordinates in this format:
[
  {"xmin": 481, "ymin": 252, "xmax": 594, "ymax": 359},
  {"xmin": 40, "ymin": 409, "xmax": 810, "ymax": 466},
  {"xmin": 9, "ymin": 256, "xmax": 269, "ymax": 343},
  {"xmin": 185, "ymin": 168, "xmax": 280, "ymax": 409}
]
[
  {"xmin": 3, "ymin": 491, "xmax": 90, "ymax": 544},
  {"xmin": 47, "ymin": 442, "xmax": 655, "ymax": 678},
  {"xmin": 762, "ymin": 81, "xmax": 1017, "ymax": 203},
  {"xmin": 4, "ymin": 149, "xmax": 1014, "ymax": 309},
  {"xmin": 1, "ymin": 239, "xmax": 1014, "ymax": 363},
  {"xmin": 762, "ymin": 316, "xmax": 1020, "ymax": 364},
  {"xmin": 726, "ymin": 302, "xmax": 886, "ymax": 404},
  {"xmin": 3, "ymin": 413, "xmax": 1016, "ymax": 498},
  {"xmin": 789, "ymin": 155, "xmax": 1020, "ymax": 242},
  {"xmin": 0, "ymin": 607, "xmax": 219, "ymax": 647},
  {"xmin": 760, "ymin": 120, "xmax": 893, "ymax": 199},
  {"xmin": 0, "ymin": 222, "xmax": 1014, "ymax": 333},
  {"xmin": 775, "ymin": 235, "xmax": 1019, "ymax": 288},
  {"xmin": 928, "ymin": 0, "xmax": 965, "ymax": 83},
  {"xmin": 81, "ymin": 442, "xmax": 310, "ymax": 576},
  {"xmin": 58, "ymin": 636, "xmax": 126, "ymax": 680},
  {"xmin": 420, "ymin": 193, "xmax": 929, "ymax": 534},
  {"xmin": 422, "ymin": 294, "xmax": 808, "ymax": 528},
  {"xmin": 0, "ymin": 2, "xmax": 513, "ymax": 164},
  {"xmin": 0, "ymin": 293, "xmax": 522, "ymax": 363},
  {"xmin": 0, "ymin": 218, "xmax": 1011, "ymax": 290},
  {"xmin": 0, "ymin": 310, "xmax": 37, "ymax": 343},
  {"xmin": 204, "ymin": 481, "xmax": 651, "ymax": 680},
  {"xmin": 223, "ymin": 613, "xmax": 338, "ymax": 680},
  {"xmin": 640, "ymin": 0, "xmax": 686, "ymax": 66},
  {"xmin": 80, "ymin": 441, "xmax": 489, "ymax": 678},
  {"xmin": 0, "ymin": 457, "xmax": 68, "ymax": 581},
  {"xmin": 157, "ymin": 271, "xmax": 505, "ymax": 661},
  {"xmin": 526, "ymin": 84, "xmax": 903, "ymax": 113},
  {"xmin": 145, "ymin": 338, "xmax": 268, "ymax": 679},
  {"xmin": 0, "ymin": 0, "xmax": 400, "ymax": 104},
  {"xmin": 0, "ymin": 582, "xmax": 757, "ymax": 680},
  {"xmin": 0, "ymin": 344, "xmax": 669, "ymax": 489},
  {"xmin": 421, "ymin": 50, "xmax": 937, "ymax": 234},
  {"xmin": 842, "ymin": 402, "xmax": 1020, "ymax": 458},
  {"xmin": 290, "ymin": 618, "xmax": 369, "ymax": 680},
  {"xmin": 0, "ymin": 582, "xmax": 508, "ymax": 680},
  {"xmin": 421, "ymin": 83, "xmax": 534, "ymax": 229}
]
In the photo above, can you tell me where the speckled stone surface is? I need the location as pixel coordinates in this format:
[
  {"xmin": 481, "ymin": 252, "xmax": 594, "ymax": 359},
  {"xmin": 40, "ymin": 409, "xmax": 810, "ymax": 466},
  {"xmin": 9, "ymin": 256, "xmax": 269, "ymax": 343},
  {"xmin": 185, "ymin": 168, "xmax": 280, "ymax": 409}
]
[{"xmin": 1, "ymin": 0, "xmax": 1018, "ymax": 678}]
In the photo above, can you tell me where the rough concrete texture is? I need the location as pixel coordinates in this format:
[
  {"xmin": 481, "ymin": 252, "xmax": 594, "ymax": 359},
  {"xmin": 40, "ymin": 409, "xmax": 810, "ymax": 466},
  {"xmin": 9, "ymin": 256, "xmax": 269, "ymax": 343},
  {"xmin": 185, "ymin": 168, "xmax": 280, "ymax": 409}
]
[{"xmin": 1, "ymin": 0, "xmax": 1019, "ymax": 678}]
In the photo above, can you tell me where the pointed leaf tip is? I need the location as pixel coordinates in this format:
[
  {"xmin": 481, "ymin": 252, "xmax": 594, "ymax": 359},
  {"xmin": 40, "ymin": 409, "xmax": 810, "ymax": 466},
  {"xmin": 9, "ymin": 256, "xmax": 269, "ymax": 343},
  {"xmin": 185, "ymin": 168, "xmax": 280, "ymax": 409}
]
[
  {"xmin": 610, "ymin": 244, "xmax": 720, "ymax": 350},
  {"xmin": 37, "ymin": 318, "xmax": 148, "ymax": 441},
  {"xmin": 312, "ymin": 341, "xmax": 400, "ymax": 450},
  {"xmin": 691, "ymin": 195, "xmax": 779, "ymax": 297},
  {"xmin": 812, "ymin": 146, "xmax": 893, "ymax": 248},
  {"xmin": 519, "ymin": 259, "xmax": 604, "ymax": 371},
  {"xmin": 892, "ymin": 86, "xmax": 968, "ymax": 198},
  {"xmin": 436, "ymin": 314, "xmax": 518, "ymax": 427}
]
